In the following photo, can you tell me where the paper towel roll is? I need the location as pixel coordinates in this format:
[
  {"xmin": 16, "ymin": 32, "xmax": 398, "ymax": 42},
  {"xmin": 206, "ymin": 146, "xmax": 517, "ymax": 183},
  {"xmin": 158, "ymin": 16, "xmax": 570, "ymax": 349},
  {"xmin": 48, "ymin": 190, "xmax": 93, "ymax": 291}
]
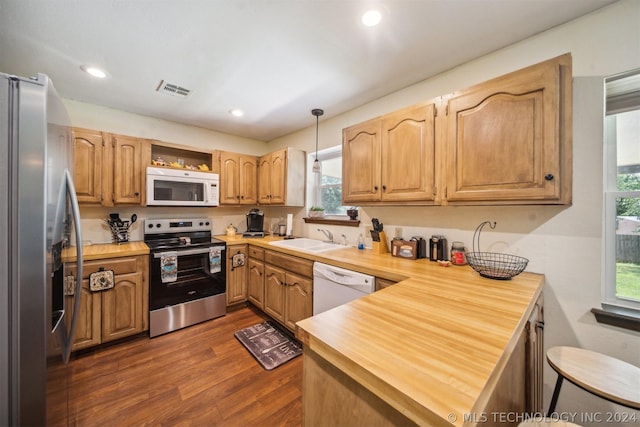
[{"xmin": 286, "ymin": 214, "xmax": 293, "ymax": 236}]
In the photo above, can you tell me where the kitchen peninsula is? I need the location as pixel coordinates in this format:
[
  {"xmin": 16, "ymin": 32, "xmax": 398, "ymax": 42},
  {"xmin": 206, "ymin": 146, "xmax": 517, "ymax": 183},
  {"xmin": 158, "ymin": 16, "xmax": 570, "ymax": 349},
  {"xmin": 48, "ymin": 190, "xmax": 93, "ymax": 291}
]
[{"xmin": 221, "ymin": 236, "xmax": 545, "ymax": 427}]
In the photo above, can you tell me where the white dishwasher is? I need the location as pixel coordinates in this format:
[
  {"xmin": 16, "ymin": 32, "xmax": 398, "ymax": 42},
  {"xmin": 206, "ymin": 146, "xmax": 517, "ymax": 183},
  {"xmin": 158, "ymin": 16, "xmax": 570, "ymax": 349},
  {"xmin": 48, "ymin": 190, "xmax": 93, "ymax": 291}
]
[{"xmin": 313, "ymin": 262, "xmax": 375, "ymax": 315}]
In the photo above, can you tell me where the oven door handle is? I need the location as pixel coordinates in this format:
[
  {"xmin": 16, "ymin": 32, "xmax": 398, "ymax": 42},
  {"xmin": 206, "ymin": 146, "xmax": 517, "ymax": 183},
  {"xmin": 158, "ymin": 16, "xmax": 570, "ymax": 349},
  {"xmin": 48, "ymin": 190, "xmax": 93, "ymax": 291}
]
[{"xmin": 153, "ymin": 246, "xmax": 225, "ymax": 258}]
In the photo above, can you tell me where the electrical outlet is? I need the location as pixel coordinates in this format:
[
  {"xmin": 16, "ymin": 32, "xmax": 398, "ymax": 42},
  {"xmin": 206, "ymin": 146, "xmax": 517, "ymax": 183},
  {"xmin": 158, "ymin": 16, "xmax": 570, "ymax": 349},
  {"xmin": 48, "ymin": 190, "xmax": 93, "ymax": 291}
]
[{"xmin": 394, "ymin": 227, "xmax": 403, "ymax": 238}]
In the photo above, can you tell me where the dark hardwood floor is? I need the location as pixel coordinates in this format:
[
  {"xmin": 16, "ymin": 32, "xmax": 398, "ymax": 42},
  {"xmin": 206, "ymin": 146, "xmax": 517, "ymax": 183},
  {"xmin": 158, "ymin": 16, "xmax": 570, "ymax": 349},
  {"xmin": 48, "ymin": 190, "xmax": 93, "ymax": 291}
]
[{"xmin": 66, "ymin": 306, "xmax": 302, "ymax": 426}]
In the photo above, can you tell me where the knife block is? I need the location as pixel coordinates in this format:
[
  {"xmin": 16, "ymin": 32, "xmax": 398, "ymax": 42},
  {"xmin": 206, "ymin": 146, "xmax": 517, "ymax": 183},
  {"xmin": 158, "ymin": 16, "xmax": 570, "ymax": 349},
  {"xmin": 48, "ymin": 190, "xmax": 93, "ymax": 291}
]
[{"xmin": 371, "ymin": 231, "xmax": 389, "ymax": 254}]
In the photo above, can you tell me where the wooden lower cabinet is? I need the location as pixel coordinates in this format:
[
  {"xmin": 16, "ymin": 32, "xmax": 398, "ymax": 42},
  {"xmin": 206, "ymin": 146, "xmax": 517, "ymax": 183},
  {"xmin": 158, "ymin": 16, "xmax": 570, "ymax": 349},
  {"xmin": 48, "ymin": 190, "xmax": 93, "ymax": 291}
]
[
  {"xmin": 226, "ymin": 245, "xmax": 248, "ymax": 306},
  {"xmin": 64, "ymin": 255, "xmax": 148, "ymax": 351},
  {"xmin": 264, "ymin": 264, "xmax": 286, "ymax": 322},
  {"xmin": 247, "ymin": 246, "xmax": 265, "ymax": 308},
  {"xmin": 262, "ymin": 249, "xmax": 313, "ymax": 332}
]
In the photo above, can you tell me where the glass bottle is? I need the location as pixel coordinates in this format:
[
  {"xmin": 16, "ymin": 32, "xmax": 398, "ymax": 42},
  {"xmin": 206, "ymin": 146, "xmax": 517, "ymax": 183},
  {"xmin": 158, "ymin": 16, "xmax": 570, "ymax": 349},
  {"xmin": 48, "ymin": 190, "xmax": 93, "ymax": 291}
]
[{"xmin": 451, "ymin": 241, "xmax": 467, "ymax": 265}]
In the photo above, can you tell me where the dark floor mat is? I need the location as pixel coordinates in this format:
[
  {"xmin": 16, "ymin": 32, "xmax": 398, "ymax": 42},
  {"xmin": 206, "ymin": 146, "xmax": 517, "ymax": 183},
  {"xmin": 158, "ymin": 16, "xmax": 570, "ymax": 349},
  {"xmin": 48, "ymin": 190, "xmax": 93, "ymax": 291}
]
[{"xmin": 234, "ymin": 321, "xmax": 302, "ymax": 370}]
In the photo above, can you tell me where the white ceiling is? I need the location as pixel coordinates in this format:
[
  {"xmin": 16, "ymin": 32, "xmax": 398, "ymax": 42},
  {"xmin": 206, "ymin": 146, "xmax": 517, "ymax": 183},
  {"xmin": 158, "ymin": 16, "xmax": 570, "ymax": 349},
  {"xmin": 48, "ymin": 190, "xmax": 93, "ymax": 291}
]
[{"xmin": 0, "ymin": 0, "xmax": 617, "ymax": 141}]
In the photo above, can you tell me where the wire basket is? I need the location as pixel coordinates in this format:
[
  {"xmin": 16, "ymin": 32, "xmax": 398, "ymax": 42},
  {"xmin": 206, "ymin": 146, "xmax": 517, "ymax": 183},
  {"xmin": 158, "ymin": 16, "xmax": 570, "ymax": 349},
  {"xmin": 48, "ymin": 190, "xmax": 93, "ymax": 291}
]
[{"xmin": 466, "ymin": 221, "xmax": 529, "ymax": 280}]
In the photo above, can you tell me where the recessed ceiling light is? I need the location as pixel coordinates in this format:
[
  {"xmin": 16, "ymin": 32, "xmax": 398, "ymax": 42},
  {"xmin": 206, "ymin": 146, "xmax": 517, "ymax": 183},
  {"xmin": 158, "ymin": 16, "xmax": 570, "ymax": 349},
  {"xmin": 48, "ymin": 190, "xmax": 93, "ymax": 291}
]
[
  {"xmin": 80, "ymin": 65, "xmax": 107, "ymax": 78},
  {"xmin": 362, "ymin": 9, "xmax": 382, "ymax": 27},
  {"xmin": 229, "ymin": 109, "xmax": 244, "ymax": 117}
]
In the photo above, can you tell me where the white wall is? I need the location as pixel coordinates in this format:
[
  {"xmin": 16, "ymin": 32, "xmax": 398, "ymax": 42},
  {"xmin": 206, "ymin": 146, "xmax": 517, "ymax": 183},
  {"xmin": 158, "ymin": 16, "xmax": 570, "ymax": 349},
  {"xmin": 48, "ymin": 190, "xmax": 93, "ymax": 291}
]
[
  {"xmin": 65, "ymin": 1, "xmax": 639, "ymax": 424},
  {"xmin": 272, "ymin": 1, "xmax": 640, "ymax": 425}
]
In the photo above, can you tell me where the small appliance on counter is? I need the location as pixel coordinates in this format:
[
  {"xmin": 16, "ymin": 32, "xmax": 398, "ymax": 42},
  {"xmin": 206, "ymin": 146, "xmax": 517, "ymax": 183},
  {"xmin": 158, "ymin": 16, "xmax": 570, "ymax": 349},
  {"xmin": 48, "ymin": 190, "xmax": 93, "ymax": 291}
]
[
  {"xmin": 429, "ymin": 235, "xmax": 448, "ymax": 261},
  {"xmin": 243, "ymin": 208, "xmax": 265, "ymax": 237}
]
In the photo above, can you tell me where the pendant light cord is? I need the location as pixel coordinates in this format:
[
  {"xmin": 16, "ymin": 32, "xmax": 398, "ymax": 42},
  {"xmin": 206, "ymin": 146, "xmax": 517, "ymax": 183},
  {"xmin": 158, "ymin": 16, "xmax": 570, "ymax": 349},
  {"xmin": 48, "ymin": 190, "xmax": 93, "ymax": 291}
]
[{"xmin": 315, "ymin": 114, "xmax": 319, "ymax": 160}]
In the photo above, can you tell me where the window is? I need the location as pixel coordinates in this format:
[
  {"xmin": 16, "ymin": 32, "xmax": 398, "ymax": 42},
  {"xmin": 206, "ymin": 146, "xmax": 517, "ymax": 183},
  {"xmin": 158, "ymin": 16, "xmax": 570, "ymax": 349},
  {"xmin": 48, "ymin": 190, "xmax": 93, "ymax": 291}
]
[
  {"xmin": 308, "ymin": 146, "xmax": 347, "ymax": 215},
  {"xmin": 603, "ymin": 70, "xmax": 640, "ymax": 312}
]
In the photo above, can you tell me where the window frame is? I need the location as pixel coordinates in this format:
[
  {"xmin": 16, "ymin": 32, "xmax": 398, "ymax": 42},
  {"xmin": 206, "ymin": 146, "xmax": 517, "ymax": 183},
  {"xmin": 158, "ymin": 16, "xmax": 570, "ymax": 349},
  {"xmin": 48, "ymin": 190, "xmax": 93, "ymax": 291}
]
[
  {"xmin": 308, "ymin": 145, "xmax": 346, "ymax": 216},
  {"xmin": 602, "ymin": 71, "xmax": 640, "ymax": 315}
]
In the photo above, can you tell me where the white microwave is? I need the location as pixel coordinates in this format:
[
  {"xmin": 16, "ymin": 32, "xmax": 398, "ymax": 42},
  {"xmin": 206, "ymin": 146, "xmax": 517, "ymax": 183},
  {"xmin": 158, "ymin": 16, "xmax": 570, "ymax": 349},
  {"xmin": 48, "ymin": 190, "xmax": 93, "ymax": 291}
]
[{"xmin": 146, "ymin": 166, "xmax": 219, "ymax": 206}]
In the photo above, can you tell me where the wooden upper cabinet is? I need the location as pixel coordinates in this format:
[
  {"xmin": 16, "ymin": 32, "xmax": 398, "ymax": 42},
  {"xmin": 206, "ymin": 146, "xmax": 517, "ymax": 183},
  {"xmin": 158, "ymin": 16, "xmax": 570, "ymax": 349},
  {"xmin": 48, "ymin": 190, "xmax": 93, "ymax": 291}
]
[
  {"xmin": 239, "ymin": 155, "xmax": 258, "ymax": 205},
  {"xmin": 217, "ymin": 151, "xmax": 258, "ymax": 205},
  {"xmin": 269, "ymin": 149, "xmax": 287, "ymax": 204},
  {"xmin": 73, "ymin": 128, "xmax": 104, "ymax": 204},
  {"xmin": 445, "ymin": 53, "xmax": 572, "ymax": 204},
  {"xmin": 342, "ymin": 118, "xmax": 381, "ymax": 203},
  {"xmin": 72, "ymin": 128, "xmax": 145, "ymax": 206},
  {"xmin": 111, "ymin": 134, "xmax": 143, "ymax": 205},
  {"xmin": 343, "ymin": 102, "xmax": 437, "ymax": 204},
  {"xmin": 258, "ymin": 148, "xmax": 305, "ymax": 206},
  {"xmin": 258, "ymin": 154, "xmax": 273, "ymax": 204},
  {"xmin": 381, "ymin": 103, "xmax": 436, "ymax": 202}
]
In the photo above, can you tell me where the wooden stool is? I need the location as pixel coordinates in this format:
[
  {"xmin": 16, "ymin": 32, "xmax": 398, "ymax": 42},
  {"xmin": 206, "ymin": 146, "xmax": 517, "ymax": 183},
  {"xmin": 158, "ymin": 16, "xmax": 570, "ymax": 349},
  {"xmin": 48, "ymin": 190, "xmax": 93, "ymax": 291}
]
[{"xmin": 546, "ymin": 346, "xmax": 640, "ymax": 415}]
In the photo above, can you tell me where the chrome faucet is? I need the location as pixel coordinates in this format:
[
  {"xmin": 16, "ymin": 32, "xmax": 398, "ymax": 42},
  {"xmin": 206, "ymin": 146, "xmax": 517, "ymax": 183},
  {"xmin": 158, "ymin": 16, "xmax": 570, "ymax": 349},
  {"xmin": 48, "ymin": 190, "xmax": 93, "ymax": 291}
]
[{"xmin": 317, "ymin": 228, "xmax": 333, "ymax": 243}]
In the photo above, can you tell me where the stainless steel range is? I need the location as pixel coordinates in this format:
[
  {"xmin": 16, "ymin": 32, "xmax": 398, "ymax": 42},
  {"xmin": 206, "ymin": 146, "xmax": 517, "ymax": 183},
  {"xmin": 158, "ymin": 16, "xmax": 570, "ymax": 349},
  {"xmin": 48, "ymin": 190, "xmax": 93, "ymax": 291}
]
[{"xmin": 144, "ymin": 218, "xmax": 226, "ymax": 337}]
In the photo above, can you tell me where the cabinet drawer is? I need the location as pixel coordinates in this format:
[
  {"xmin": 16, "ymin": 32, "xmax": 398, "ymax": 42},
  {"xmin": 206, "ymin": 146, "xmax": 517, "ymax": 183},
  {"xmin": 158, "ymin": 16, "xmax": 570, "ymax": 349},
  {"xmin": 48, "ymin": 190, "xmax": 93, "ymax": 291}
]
[
  {"xmin": 66, "ymin": 256, "xmax": 139, "ymax": 279},
  {"xmin": 248, "ymin": 245, "xmax": 265, "ymax": 260},
  {"xmin": 265, "ymin": 250, "xmax": 313, "ymax": 278}
]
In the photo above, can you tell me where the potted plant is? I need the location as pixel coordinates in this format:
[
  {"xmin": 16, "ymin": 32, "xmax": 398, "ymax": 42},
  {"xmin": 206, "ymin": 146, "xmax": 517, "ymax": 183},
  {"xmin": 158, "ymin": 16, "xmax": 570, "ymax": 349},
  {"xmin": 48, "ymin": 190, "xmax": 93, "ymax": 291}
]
[{"xmin": 308, "ymin": 206, "xmax": 325, "ymax": 218}]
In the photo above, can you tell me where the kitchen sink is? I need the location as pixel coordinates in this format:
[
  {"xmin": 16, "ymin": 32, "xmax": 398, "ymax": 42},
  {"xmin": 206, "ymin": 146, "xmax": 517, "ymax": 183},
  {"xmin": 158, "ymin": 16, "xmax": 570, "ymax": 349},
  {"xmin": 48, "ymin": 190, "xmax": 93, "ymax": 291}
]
[{"xmin": 269, "ymin": 238, "xmax": 345, "ymax": 253}]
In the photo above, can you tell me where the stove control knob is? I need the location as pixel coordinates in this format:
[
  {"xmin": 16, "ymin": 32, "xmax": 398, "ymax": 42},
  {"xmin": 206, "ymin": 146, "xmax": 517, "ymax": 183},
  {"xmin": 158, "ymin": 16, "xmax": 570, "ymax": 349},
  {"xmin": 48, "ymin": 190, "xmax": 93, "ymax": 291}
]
[
  {"xmin": 199, "ymin": 221, "xmax": 204, "ymax": 226},
  {"xmin": 156, "ymin": 223, "xmax": 162, "ymax": 228},
  {"xmin": 205, "ymin": 221, "xmax": 210, "ymax": 226},
  {"xmin": 148, "ymin": 223, "xmax": 153, "ymax": 228}
]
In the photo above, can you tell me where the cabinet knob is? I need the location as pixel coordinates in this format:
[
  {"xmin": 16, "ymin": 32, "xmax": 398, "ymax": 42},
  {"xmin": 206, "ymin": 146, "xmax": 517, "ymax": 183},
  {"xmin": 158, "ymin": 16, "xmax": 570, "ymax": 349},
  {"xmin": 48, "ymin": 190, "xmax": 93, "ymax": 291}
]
[
  {"xmin": 134, "ymin": 192, "xmax": 139, "ymax": 196},
  {"xmin": 382, "ymin": 185, "xmax": 387, "ymax": 191},
  {"xmin": 374, "ymin": 186, "xmax": 378, "ymax": 191},
  {"xmin": 544, "ymin": 174, "xmax": 554, "ymax": 181}
]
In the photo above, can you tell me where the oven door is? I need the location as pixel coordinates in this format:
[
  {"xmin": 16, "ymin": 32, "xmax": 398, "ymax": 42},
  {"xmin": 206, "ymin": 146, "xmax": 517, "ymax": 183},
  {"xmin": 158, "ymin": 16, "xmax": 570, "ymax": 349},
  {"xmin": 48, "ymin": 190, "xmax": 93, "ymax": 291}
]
[{"xmin": 149, "ymin": 244, "xmax": 226, "ymax": 310}]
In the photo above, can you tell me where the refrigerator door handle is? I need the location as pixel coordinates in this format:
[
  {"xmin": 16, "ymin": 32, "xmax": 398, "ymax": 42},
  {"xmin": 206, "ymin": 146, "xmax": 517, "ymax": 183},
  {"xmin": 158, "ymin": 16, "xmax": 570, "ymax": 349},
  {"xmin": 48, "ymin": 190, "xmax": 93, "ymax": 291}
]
[{"xmin": 61, "ymin": 168, "xmax": 83, "ymax": 364}]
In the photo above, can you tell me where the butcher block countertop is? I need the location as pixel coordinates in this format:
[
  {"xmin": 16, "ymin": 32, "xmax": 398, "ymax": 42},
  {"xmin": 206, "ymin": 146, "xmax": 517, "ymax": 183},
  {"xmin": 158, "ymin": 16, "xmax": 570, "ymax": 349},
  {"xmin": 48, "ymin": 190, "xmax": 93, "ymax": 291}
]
[
  {"xmin": 62, "ymin": 241, "xmax": 150, "ymax": 262},
  {"xmin": 218, "ymin": 235, "xmax": 545, "ymax": 426}
]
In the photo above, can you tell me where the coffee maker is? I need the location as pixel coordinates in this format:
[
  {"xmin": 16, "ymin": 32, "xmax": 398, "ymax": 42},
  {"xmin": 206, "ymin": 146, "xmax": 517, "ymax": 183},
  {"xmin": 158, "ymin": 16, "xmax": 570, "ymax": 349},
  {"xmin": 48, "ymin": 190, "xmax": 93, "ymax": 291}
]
[{"xmin": 243, "ymin": 209, "xmax": 265, "ymax": 237}]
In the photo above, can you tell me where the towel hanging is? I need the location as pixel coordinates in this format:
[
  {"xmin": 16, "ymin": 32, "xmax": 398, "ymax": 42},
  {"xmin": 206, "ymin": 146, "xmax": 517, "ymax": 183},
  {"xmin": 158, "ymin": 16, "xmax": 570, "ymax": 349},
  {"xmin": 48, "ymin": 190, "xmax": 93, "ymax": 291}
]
[
  {"xmin": 209, "ymin": 247, "xmax": 222, "ymax": 274},
  {"xmin": 160, "ymin": 251, "xmax": 178, "ymax": 283}
]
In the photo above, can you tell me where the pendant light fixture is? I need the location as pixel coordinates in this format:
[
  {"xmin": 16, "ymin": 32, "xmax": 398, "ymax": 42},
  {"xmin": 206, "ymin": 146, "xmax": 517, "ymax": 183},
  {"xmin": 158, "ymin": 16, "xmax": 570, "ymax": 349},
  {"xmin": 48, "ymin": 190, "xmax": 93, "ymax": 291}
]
[{"xmin": 311, "ymin": 108, "xmax": 324, "ymax": 173}]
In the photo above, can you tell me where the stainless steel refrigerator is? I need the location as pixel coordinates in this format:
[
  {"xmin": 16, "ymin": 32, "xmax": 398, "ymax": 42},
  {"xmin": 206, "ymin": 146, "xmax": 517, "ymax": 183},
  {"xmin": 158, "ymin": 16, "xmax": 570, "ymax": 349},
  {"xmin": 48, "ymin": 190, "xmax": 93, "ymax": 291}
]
[{"xmin": 0, "ymin": 73, "xmax": 83, "ymax": 425}]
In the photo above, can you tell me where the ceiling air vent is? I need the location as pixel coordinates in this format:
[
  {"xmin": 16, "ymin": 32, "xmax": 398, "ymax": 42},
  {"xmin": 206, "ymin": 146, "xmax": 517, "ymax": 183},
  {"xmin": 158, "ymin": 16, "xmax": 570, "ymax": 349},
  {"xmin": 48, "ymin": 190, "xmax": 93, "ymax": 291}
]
[{"xmin": 156, "ymin": 80, "xmax": 191, "ymax": 98}]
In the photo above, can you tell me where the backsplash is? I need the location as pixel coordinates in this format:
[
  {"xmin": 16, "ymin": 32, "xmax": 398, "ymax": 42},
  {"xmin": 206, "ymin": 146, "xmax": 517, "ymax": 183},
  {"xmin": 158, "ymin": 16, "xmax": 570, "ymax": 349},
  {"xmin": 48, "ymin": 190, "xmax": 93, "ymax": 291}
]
[{"xmin": 77, "ymin": 206, "xmax": 305, "ymax": 245}]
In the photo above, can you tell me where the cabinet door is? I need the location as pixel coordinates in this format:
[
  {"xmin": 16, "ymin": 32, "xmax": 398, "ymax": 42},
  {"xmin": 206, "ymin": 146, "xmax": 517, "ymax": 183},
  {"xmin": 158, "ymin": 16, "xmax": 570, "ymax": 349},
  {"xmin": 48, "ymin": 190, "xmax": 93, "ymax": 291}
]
[
  {"xmin": 101, "ymin": 272, "xmax": 144, "ymax": 343},
  {"xmin": 239, "ymin": 155, "xmax": 258, "ymax": 205},
  {"xmin": 342, "ymin": 118, "xmax": 382, "ymax": 203},
  {"xmin": 258, "ymin": 154, "xmax": 272, "ymax": 204},
  {"xmin": 264, "ymin": 264, "xmax": 286, "ymax": 323},
  {"xmin": 226, "ymin": 246, "xmax": 248, "ymax": 305},
  {"xmin": 381, "ymin": 103, "xmax": 436, "ymax": 202},
  {"xmin": 73, "ymin": 128, "xmax": 104, "ymax": 204},
  {"xmin": 269, "ymin": 149, "xmax": 287, "ymax": 204},
  {"xmin": 284, "ymin": 272, "xmax": 312, "ymax": 331},
  {"xmin": 111, "ymin": 134, "xmax": 143, "ymax": 205},
  {"xmin": 219, "ymin": 151, "xmax": 241, "ymax": 205},
  {"xmin": 66, "ymin": 278, "xmax": 102, "ymax": 351},
  {"xmin": 445, "ymin": 54, "xmax": 571, "ymax": 204},
  {"xmin": 247, "ymin": 258, "xmax": 265, "ymax": 309}
]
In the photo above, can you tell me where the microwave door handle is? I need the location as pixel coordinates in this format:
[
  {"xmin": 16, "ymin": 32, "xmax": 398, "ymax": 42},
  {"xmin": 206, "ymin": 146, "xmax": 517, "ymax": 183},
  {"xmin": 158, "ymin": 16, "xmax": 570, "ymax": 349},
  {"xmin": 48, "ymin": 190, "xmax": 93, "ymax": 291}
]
[{"xmin": 61, "ymin": 169, "xmax": 83, "ymax": 364}]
